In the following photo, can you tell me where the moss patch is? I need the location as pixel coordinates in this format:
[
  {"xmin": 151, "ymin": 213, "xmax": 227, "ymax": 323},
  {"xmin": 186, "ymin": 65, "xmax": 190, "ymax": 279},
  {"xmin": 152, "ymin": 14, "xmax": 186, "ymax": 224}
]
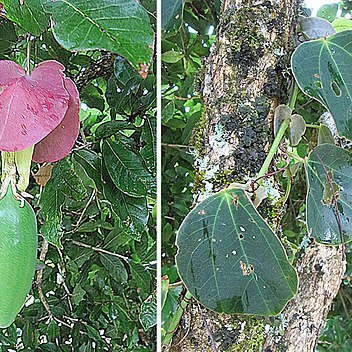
[{"xmin": 219, "ymin": 316, "xmax": 266, "ymax": 352}]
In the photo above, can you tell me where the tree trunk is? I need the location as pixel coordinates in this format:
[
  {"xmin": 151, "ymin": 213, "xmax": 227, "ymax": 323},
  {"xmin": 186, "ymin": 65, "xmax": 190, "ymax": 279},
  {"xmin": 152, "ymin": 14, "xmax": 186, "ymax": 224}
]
[{"xmin": 172, "ymin": 0, "xmax": 346, "ymax": 351}]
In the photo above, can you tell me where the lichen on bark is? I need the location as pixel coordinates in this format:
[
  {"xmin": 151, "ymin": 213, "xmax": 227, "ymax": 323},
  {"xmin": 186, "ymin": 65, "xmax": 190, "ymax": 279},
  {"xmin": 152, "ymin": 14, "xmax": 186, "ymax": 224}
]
[{"xmin": 194, "ymin": 0, "xmax": 297, "ymax": 197}]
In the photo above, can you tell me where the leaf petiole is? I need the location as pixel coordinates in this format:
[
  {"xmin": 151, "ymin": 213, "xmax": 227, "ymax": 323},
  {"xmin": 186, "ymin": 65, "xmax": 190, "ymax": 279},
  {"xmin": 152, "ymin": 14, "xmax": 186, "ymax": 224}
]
[{"xmin": 257, "ymin": 82, "xmax": 299, "ymax": 180}]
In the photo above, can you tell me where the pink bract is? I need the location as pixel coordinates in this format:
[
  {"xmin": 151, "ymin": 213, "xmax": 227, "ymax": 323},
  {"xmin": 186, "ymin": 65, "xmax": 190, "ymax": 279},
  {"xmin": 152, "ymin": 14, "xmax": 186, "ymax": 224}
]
[
  {"xmin": 0, "ymin": 60, "xmax": 79, "ymax": 156},
  {"xmin": 33, "ymin": 77, "xmax": 80, "ymax": 163}
]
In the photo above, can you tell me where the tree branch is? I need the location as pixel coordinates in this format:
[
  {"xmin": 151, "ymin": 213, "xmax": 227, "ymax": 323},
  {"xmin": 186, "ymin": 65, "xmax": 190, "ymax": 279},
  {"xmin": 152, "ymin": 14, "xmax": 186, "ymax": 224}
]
[{"xmin": 73, "ymin": 51, "xmax": 115, "ymax": 93}]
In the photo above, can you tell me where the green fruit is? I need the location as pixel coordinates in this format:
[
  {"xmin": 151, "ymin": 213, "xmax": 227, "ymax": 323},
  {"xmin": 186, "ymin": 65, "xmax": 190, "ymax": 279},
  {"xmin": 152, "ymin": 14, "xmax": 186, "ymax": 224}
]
[{"xmin": 0, "ymin": 187, "xmax": 37, "ymax": 328}]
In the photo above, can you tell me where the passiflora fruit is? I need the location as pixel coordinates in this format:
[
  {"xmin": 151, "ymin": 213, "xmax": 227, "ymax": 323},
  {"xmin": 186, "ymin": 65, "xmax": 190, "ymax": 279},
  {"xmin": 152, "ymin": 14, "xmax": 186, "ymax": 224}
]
[{"xmin": 0, "ymin": 186, "xmax": 37, "ymax": 328}]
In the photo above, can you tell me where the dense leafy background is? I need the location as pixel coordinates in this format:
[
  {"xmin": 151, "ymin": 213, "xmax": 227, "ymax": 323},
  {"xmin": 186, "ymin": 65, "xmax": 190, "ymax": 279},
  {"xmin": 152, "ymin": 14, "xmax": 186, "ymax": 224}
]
[
  {"xmin": 161, "ymin": 0, "xmax": 352, "ymax": 350},
  {"xmin": 0, "ymin": 1, "xmax": 156, "ymax": 351},
  {"xmin": 161, "ymin": 0, "xmax": 219, "ymax": 345}
]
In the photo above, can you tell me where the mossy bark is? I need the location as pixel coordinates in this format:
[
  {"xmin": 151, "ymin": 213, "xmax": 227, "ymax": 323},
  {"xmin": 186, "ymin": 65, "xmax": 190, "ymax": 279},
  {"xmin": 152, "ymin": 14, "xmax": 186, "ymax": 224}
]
[{"xmin": 171, "ymin": 0, "xmax": 345, "ymax": 351}]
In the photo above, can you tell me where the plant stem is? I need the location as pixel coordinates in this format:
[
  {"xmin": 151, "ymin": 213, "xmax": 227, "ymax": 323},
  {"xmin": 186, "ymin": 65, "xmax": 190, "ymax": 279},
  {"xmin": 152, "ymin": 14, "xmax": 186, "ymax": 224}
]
[
  {"xmin": 306, "ymin": 123, "xmax": 320, "ymax": 129},
  {"xmin": 69, "ymin": 239, "xmax": 130, "ymax": 262},
  {"xmin": 1, "ymin": 151, "xmax": 15, "ymax": 181},
  {"xmin": 257, "ymin": 118, "xmax": 290, "ymax": 179},
  {"xmin": 257, "ymin": 82, "xmax": 299, "ymax": 179},
  {"xmin": 289, "ymin": 82, "xmax": 299, "ymax": 110},
  {"xmin": 162, "ymin": 291, "xmax": 192, "ymax": 347},
  {"xmin": 26, "ymin": 34, "xmax": 31, "ymax": 75}
]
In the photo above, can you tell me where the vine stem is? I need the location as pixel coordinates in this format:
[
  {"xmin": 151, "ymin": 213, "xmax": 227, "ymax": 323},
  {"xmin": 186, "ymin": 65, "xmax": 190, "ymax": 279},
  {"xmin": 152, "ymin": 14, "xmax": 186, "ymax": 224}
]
[
  {"xmin": 68, "ymin": 239, "xmax": 130, "ymax": 262},
  {"xmin": 26, "ymin": 34, "xmax": 31, "ymax": 75},
  {"xmin": 257, "ymin": 82, "xmax": 299, "ymax": 179},
  {"xmin": 162, "ymin": 291, "xmax": 192, "ymax": 348},
  {"xmin": 37, "ymin": 239, "xmax": 53, "ymax": 320}
]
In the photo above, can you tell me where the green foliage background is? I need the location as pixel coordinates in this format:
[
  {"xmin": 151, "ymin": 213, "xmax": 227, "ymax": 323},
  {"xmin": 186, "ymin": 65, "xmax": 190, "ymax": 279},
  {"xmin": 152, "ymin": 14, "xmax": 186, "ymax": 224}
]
[{"xmin": 0, "ymin": 1, "xmax": 156, "ymax": 351}]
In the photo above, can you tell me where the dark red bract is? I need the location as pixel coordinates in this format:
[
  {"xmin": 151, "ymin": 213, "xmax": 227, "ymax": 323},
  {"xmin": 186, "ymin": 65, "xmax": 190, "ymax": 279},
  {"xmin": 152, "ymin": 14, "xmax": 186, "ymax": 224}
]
[{"xmin": 0, "ymin": 60, "xmax": 80, "ymax": 162}]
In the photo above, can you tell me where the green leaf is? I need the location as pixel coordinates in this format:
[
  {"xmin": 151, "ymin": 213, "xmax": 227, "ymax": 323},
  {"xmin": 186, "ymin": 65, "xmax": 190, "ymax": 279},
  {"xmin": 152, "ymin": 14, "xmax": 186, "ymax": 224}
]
[
  {"xmin": 273, "ymin": 104, "xmax": 291, "ymax": 136},
  {"xmin": 102, "ymin": 174, "xmax": 149, "ymax": 238},
  {"xmin": 300, "ymin": 17, "xmax": 335, "ymax": 40},
  {"xmin": 81, "ymin": 83, "xmax": 105, "ymax": 112},
  {"xmin": 129, "ymin": 261, "xmax": 151, "ymax": 294},
  {"xmin": 176, "ymin": 188, "xmax": 298, "ymax": 316},
  {"xmin": 141, "ymin": 117, "xmax": 156, "ymax": 172},
  {"xmin": 72, "ymin": 284, "xmax": 86, "ymax": 305},
  {"xmin": 289, "ymin": 114, "xmax": 306, "ymax": 146},
  {"xmin": 95, "ymin": 120, "xmax": 132, "ymax": 139},
  {"xmin": 85, "ymin": 325, "xmax": 101, "ymax": 341},
  {"xmin": 106, "ymin": 57, "xmax": 155, "ymax": 117},
  {"xmin": 73, "ymin": 150, "xmax": 103, "ymax": 190},
  {"xmin": 139, "ymin": 294, "xmax": 156, "ymax": 330},
  {"xmin": 42, "ymin": 0, "xmax": 154, "ymax": 69},
  {"xmin": 161, "ymin": 51, "xmax": 184, "ymax": 63},
  {"xmin": 161, "ymin": 276, "xmax": 169, "ymax": 310},
  {"xmin": 332, "ymin": 18, "xmax": 352, "ymax": 32},
  {"xmin": 2, "ymin": 0, "xmax": 49, "ymax": 36},
  {"xmin": 99, "ymin": 253, "xmax": 128, "ymax": 283},
  {"xmin": 317, "ymin": 3, "xmax": 338, "ymax": 23},
  {"xmin": 0, "ymin": 18, "xmax": 17, "ymax": 58},
  {"xmin": 292, "ymin": 30, "xmax": 352, "ymax": 139},
  {"xmin": 306, "ymin": 144, "xmax": 352, "ymax": 244},
  {"xmin": 102, "ymin": 139, "xmax": 151, "ymax": 197},
  {"xmin": 39, "ymin": 159, "xmax": 87, "ymax": 248},
  {"xmin": 161, "ymin": 0, "xmax": 183, "ymax": 31},
  {"xmin": 318, "ymin": 124, "xmax": 334, "ymax": 145}
]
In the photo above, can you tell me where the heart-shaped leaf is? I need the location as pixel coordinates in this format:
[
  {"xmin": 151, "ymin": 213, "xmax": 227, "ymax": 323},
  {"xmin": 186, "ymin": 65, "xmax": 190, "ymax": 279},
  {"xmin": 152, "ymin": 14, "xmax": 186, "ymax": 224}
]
[
  {"xmin": 42, "ymin": 0, "xmax": 154, "ymax": 70},
  {"xmin": 289, "ymin": 114, "xmax": 306, "ymax": 146},
  {"xmin": 0, "ymin": 60, "xmax": 70, "ymax": 151},
  {"xmin": 274, "ymin": 104, "xmax": 291, "ymax": 136},
  {"xmin": 291, "ymin": 30, "xmax": 352, "ymax": 140},
  {"xmin": 300, "ymin": 17, "xmax": 335, "ymax": 40},
  {"xmin": 176, "ymin": 188, "xmax": 298, "ymax": 316},
  {"xmin": 318, "ymin": 124, "xmax": 334, "ymax": 145},
  {"xmin": 306, "ymin": 144, "xmax": 352, "ymax": 244},
  {"xmin": 317, "ymin": 3, "xmax": 338, "ymax": 22},
  {"xmin": 33, "ymin": 77, "xmax": 80, "ymax": 163}
]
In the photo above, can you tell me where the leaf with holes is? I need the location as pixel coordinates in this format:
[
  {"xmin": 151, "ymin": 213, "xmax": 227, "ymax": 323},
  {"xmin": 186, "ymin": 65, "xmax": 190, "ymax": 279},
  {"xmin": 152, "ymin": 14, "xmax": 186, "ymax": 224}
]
[
  {"xmin": 292, "ymin": 30, "xmax": 352, "ymax": 140},
  {"xmin": 176, "ymin": 188, "xmax": 298, "ymax": 316},
  {"xmin": 306, "ymin": 144, "xmax": 352, "ymax": 244},
  {"xmin": 317, "ymin": 3, "xmax": 338, "ymax": 23},
  {"xmin": 42, "ymin": 0, "xmax": 154, "ymax": 70}
]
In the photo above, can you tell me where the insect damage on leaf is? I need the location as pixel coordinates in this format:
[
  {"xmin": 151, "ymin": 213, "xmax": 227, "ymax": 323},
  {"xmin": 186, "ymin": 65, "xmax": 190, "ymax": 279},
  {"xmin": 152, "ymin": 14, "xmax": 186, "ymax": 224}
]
[{"xmin": 240, "ymin": 261, "xmax": 254, "ymax": 276}]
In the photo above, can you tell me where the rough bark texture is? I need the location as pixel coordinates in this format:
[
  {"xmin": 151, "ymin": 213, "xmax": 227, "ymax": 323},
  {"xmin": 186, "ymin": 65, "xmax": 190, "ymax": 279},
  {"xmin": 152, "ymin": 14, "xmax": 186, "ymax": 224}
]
[
  {"xmin": 265, "ymin": 243, "xmax": 345, "ymax": 351},
  {"xmin": 172, "ymin": 0, "xmax": 346, "ymax": 351}
]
